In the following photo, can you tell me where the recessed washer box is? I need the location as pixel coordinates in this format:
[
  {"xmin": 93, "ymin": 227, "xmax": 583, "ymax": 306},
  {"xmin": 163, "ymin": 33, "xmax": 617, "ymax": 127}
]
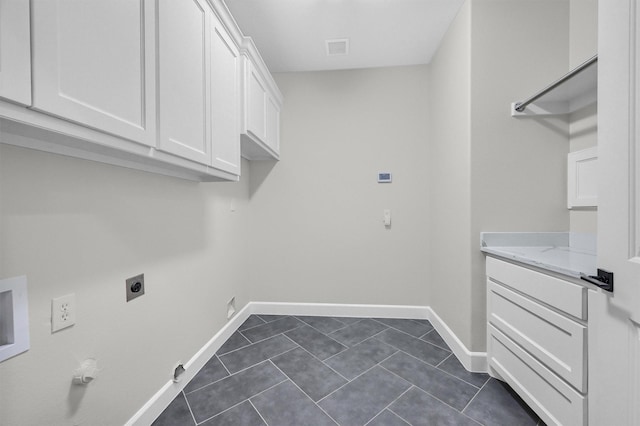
[{"xmin": 0, "ymin": 276, "xmax": 29, "ymax": 363}]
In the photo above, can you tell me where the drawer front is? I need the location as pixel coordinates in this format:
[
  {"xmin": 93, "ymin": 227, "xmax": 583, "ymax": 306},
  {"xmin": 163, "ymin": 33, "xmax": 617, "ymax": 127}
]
[
  {"xmin": 486, "ymin": 257, "xmax": 586, "ymax": 319},
  {"xmin": 488, "ymin": 280, "xmax": 586, "ymax": 391},
  {"xmin": 489, "ymin": 325, "xmax": 586, "ymax": 426}
]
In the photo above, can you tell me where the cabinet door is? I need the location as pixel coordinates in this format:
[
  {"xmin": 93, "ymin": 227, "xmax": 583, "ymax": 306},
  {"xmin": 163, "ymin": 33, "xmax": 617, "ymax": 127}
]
[
  {"xmin": 31, "ymin": 0, "xmax": 156, "ymax": 146},
  {"xmin": 158, "ymin": 0, "xmax": 211, "ymax": 164},
  {"xmin": 0, "ymin": 0, "xmax": 31, "ymax": 106},
  {"xmin": 210, "ymin": 13, "xmax": 240, "ymax": 175},
  {"xmin": 265, "ymin": 95, "xmax": 280, "ymax": 153},
  {"xmin": 246, "ymin": 63, "xmax": 267, "ymax": 143}
]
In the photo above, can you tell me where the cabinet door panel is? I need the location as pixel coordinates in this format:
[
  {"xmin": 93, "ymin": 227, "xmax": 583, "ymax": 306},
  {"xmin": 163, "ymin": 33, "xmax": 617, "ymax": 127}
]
[
  {"xmin": 0, "ymin": 0, "xmax": 31, "ymax": 106},
  {"xmin": 158, "ymin": 0, "xmax": 210, "ymax": 164},
  {"xmin": 265, "ymin": 96, "xmax": 280, "ymax": 152},
  {"xmin": 31, "ymin": 0, "xmax": 155, "ymax": 146},
  {"xmin": 210, "ymin": 14, "xmax": 240, "ymax": 175},
  {"xmin": 247, "ymin": 65, "xmax": 266, "ymax": 142}
]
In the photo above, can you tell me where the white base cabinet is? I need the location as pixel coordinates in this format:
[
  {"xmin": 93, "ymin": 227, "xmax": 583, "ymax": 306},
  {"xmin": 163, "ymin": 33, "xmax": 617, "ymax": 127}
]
[{"xmin": 486, "ymin": 257, "xmax": 588, "ymax": 426}]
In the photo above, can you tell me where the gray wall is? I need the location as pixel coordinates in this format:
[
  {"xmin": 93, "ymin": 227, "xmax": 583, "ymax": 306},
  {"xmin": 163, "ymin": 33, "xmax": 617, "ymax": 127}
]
[
  {"xmin": 249, "ymin": 66, "xmax": 431, "ymax": 306},
  {"xmin": 427, "ymin": 0, "xmax": 473, "ymax": 348},
  {"xmin": 428, "ymin": 0, "xmax": 571, "ymax": 351},
  {"xmin": 569, "ymin": 0, "xmax": 598, "ymax": 233},
  {"xmin": 0, "ymin": 144, "xmax": 252, "ymax": 425}
]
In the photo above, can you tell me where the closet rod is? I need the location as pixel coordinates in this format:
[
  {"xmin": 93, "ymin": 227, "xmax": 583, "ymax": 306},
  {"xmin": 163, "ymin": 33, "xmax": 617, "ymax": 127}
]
[{"xmin": 513, "ymin": 55, "xmax": 598, "ymax": 113}]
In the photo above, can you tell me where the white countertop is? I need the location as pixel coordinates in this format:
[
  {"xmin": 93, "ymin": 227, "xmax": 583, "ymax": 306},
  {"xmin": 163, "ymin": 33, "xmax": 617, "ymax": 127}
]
[{"xmin": 480, "ymin": 232, "xmax": 597, "ymax": 278}]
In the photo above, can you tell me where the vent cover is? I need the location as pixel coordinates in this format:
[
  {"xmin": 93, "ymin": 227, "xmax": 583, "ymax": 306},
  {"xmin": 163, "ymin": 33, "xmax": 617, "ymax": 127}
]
[{"xmin": 326, "ymin": 38, "xmax": 349, "ymax": 56}]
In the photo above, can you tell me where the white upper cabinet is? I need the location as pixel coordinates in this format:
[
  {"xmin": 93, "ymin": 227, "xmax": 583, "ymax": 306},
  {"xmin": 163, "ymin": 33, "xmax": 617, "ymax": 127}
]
[
  {"xmin": 241, "ymin": 49, "xmax": 282, "ymax": 160},
  {"xmin": 30, "ymin": 0, "xmax": 156, "ymax": 147},
  {"xmin": 246, "ymin": 62, "xmax": 267, "ymax": 143},
  {"xmin": 157, "ymin": 0, "xmax": 211, "ymax": 165},
  {"xmin": 0, "ymin": 0, "xmax": 31, "ymax": 106},
  {"xmin": 210, "ymin": 12, "xmax": 241, "ymax": 175},
  {"xmin": 265, "ymin": 95, "xmax": 280, "ymax": 153}
]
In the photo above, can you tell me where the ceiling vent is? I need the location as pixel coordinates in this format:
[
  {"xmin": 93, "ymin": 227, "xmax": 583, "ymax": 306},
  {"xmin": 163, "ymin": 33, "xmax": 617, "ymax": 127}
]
[{"xmin": 326, "ymin": 38, "xmax": 349, "ymax": 56}]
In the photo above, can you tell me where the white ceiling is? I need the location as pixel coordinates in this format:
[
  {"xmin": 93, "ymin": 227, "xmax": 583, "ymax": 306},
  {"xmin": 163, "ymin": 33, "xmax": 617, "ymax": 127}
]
[{"xmin": 224, "ymin": 0, "xmax": 466, "ymax": 73}]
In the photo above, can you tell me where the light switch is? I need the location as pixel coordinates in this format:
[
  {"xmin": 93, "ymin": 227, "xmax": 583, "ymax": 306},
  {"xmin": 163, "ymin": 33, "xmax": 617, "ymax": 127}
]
[{"xmin": 383, "ymin": 209, "xmax": 391, "ymax": 227}]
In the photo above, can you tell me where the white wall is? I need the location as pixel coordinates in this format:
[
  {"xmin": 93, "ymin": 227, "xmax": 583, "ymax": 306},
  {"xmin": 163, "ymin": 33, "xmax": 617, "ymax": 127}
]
[
  {"xmin": 0, "ymin": 144, "xmax": 251, "ymax": 425},
  {"xmin": 427, "ymin": 1, "xmax": 473, "ymax": 349},
  {"xmin": 248, "ymin": 66, "xmax": 431, "ymax": 306},
  {"xmin": 428, "ymin": 0, "xmax": 570, "ymax": 352},
  {"xmin": 569, "ymin": 0, "xmax": 598, "ymax": 233},
  {"xmin": 469, "ymin": 0, "xmax": 571, "ymax": 351}
]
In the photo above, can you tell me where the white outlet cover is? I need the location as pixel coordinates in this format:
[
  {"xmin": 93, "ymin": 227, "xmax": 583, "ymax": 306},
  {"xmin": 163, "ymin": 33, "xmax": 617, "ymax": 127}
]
[{"xmin": 52, "ymin": 293, "xmax": 76, "ymax": 333}]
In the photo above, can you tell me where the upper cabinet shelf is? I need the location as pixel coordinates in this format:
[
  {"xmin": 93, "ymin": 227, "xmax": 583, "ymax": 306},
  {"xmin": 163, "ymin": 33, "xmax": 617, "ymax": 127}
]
[{"xmin": 511, "ymin": 55, "xmax": 597, "ymax": 116}]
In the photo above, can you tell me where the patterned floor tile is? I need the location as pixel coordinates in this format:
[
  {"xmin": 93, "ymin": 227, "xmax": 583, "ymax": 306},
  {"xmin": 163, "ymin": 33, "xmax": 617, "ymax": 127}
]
[
  {"xmin": 200, "ymin": 401, "xmax": 266, "ymax": 426},
  {"xmin": 241, "ymin": 316, "xmax": 303, "ymax": 343},
  {"xmin": 437, "ymin": 355, "xmax": 490, "ymax": 388},
  {"xmin": 366, "ymin": 409, "xmax": 410, "ymax": 426},
  {"xmin": 297, "ymin": 316, "xmax": 350, "ymax": 334},
  {"xmin": 376, "ymin": 328, "xmax": 450, "ymax": 366},
  {"xmin": 257, "ymin": 314, "xmax": 289, "ymax": 323},
  {"xmin": 272, "ymin": 347, "xmax": 347, "ymax": 401},
  {"xmin": 420, "ymin": 329, "xmax": 450, "ymax": 351},
  {"xmin": 252, "ymin": 381, "xmax": 337, "ymax": 426},
  {"xmin": 324, "ymin": 337, "xmax": 397, "ymax": 380},
  {"xmin": 185, "ymin": 361, "xmax": 286, "ymax": 423},
  {"xmin": 389, "ymin": 386, "xmax": 480, "ymax": 426},
  {"xmin": 373, "ymin": 318, "xmax": 434, "ymax": 337},
  {"xmin": 285, "ymin": 325, "xmax": 347, "ymax": 360},
  {"xmin": 328, "ymin": 319, "xmax": 388, "ymax": 347},
  {"xmin": 184, "ymin": 355, "xmax": 229, "ymax": 394},
  {"xmin": 217, "ymin": 331, "xmax": 251, "ymax": 355},
  {"xmin": 218, "ymin": 334, "xmax": 298, "ymax": 374},
  {"xmin": 463, "ymin": 378, "xmax": 541, "ymax": 426},
  {"xmin": 318, "ymin": 366, "xmax": 411, "ymax": 426},
  {"xmin": 238, "ymin": 315, "xmax": 266, "ymax": 331},
  {"xmin": 154, "ymin": 316, "xmax": 542, "ymax": 426},
  {"xmin": 151, "ymin": 392, "xmax": 194, "ymax": 426},
  {"xmin": 382, "ymin": 352, "xmax": 478, "ymax": 411}
]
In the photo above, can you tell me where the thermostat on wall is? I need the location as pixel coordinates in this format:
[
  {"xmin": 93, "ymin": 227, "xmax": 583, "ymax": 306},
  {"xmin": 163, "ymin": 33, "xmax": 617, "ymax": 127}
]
[{"xmin": 378, "ymin": 172, "xmax": 392, "ymax": 183}]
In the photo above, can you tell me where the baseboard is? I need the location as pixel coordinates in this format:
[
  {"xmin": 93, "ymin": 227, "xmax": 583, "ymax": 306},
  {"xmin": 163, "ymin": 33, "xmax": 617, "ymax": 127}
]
[
  {"xmin": 124, "ymin": 303, "xmax": 253, "ymax": 426},
  {"xmin": 426, "ymin": 307, "xmax": 488, "ymax": 373},
  {"xmin": 127, "ymin": 301, "xmax": 487, "ymax": 425},
  {"xmin": 248, "ymin": 301, "xmax": 431, "ymax": 319}
]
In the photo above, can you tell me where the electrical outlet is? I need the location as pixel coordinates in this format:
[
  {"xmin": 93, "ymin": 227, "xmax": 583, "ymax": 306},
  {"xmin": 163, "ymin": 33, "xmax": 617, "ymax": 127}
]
[
  {"xmin": 52, "ymin": 293, "xmax": 76, "ymax": 332},
  {"xmin": 126, "ymin": 274, "xmax": 145, "ymax": 302}
]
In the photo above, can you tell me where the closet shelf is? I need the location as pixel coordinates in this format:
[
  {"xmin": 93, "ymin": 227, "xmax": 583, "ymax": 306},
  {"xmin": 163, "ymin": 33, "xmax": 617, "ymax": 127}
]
[{"xmin": 511, "ymin": 55, "xmax": 597, "ymax": 116}]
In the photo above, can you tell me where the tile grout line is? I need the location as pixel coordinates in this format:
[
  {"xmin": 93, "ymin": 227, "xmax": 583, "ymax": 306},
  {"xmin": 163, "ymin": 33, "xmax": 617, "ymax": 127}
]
[
  {"xmin": 322, "ymin": 334, "xmax": 391, "ymax": 363},
  {"xmin": 387, "ymin": 346, "xmax": 484, "ymax": 392},
  {"xmin": 295, "ymin": 315, "xmax": 353, "ymax": 334},
  {"xmin": 195, "ymin": 378, "xmax": 289, "ymax": 425},
  {"xmin": 222, "ymin": 343, "xmax": 303, "ymax": 376},
  {"xmin": 316, "ymin": 349, "xmax": 401, "ymax": 405},
  {"xmin": 266, "ymin": 360, "xmax": 340, "ymax": 426},
  {"xmin": 460, "ymin": 376, "xmax": 492, "ymax": 415},
  {"xmin": 362, "ymin": 385, "xmax": 415, "ymax": 426},
  {"xmin": 379, "ymin": 364, "xmax": 475, "ymax": 417},
  {"xmin": 287, "ymin": 341, "xmax": 351, "ymax": 382},
  {"xmin": 386, "ymin": 407, "xmax": 415, "ymax": 426},
  {"xmin": 180, "ymin": 391, "xmax": 199, "ymax": 426},
  {"xmin": 248, "ymin": 399, "xmax": 270, "ymax": 426}
]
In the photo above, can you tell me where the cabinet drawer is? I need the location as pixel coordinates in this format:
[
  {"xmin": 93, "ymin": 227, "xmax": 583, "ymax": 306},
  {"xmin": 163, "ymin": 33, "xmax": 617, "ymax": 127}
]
[
  {"xmin": 486, "ymin": 257, "xmax": 586, "ymax": 319},
  {"xmin": 488, "ymin": 325, "xmax": 586, "ymax": 426},
  {"xmin": 488, "ymin": 280, "xmax": 586, "ymax": 391}
]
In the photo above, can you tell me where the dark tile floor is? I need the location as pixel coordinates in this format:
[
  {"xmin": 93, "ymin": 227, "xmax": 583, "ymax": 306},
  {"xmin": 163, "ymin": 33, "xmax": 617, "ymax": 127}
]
[{"xmin": 152, "ymin": 315, "xmax": 544, "ymax": 426}]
